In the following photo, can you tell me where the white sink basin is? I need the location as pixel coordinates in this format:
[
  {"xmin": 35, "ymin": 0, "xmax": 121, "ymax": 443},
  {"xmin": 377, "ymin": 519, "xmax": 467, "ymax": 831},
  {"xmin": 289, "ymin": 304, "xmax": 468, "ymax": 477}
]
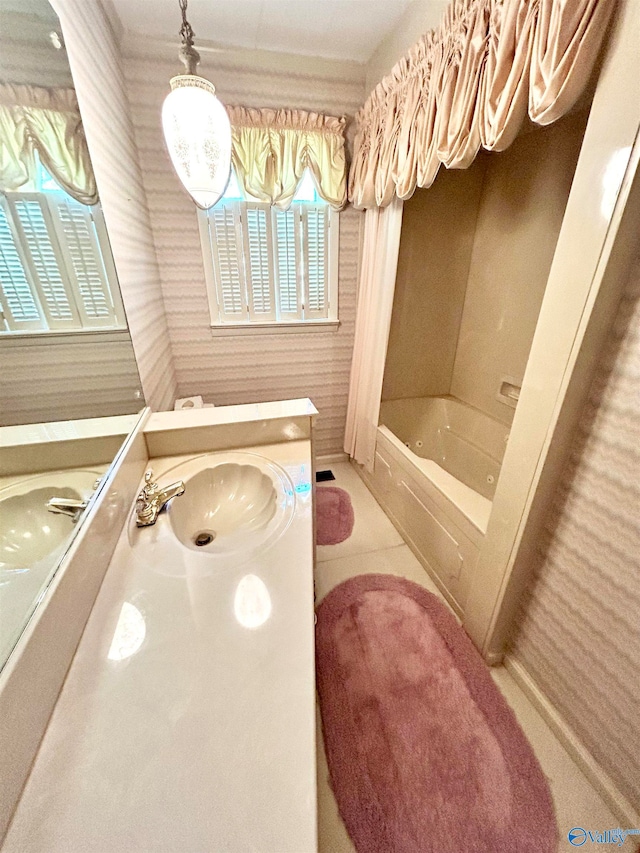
[
  {"xmin": 128, "ymin": 452, "xmax": 296, "ymax": 573},
  {"xmin": 0, "ymin": 468, "xmax": 103, "ymax": 666},
  {"xmin": 1, "ymin": 486, "xmax": 82, "ymax": 567},
  {"xmin": 0, "ymin": 470, "xmax": 101, "ymax": 570},
  {"xmin": 169, "ymin": 463, "xmax": 277, "ymax": 553}
]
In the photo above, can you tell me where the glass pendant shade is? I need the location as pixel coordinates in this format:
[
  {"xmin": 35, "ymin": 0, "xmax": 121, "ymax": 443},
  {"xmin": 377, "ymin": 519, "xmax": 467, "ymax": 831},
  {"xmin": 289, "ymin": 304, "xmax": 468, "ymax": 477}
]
[{"xmin": 162, "ymin": 75, "xmax": 232, "ymax": 209}]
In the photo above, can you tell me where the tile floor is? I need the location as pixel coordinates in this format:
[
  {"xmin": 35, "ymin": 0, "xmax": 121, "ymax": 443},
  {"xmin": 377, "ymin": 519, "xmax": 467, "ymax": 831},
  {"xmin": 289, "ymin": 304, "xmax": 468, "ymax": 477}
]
[{"xmin": 314, "ymin": 462, "xmax": 628, "ymax": 853}]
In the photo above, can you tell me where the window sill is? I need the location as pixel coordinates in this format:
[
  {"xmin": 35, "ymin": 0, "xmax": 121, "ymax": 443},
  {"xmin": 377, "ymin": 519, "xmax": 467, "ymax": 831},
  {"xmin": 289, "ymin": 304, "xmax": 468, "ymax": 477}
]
[
  {"xmin": 209, "ymin": 320, "xmax": 340, "ymax": 337},
  {"xmin": 0, "ymin": 328, "xmax": 130, "ymax": 347}
]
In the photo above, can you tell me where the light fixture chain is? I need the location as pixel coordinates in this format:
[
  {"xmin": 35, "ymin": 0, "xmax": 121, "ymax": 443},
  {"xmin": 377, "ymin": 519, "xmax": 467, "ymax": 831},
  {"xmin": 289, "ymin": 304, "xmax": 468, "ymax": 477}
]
[
  {"xmin": 176, "ymin": 0, "xmax": 200, "ymax": 75},
  {"xmin": 178, "ymin": 0, "xmax": 195, "ymax": 50}
]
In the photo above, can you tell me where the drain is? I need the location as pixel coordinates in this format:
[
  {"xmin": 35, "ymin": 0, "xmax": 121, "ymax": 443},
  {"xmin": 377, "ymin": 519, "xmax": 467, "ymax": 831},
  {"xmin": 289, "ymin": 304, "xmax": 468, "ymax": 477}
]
[{"xmin": 194, "ymin": 531, "xmax": 216, "ymax": 547}]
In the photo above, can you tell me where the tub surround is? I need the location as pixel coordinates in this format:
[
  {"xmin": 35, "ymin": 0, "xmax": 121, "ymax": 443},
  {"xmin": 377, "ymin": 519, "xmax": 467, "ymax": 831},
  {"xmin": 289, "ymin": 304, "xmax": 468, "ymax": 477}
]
[
  {"xmin": 381, "ymin": 164, "xmax": 485, "ymax": 403},
  {"xmin": 360, "ymin": 396, "xmax": 508, "ymax": 617},
  {"xmin": 382, "ymin": 109, "xmax": 588, "ymax": 426},
  {"xmin": 1, "ymin": 400, "xmax": 318, "ymax": 851},
  {"xmin": 380, "ymin": 396, "xmax": 508, "ymax": 503}
]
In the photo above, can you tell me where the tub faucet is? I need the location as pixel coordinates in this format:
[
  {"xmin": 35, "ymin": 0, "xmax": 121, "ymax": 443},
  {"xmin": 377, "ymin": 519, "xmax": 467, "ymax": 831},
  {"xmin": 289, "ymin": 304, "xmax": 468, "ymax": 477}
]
[{"xmin": 135, "ymin": 470, "xmax": 185, "ymax": 527}]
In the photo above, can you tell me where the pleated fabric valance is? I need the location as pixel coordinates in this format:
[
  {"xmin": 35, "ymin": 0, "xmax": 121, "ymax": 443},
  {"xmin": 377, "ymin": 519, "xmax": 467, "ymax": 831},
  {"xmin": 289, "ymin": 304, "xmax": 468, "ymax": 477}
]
[
  {"xmin": 0, "ymin": 83, "xmax": 98, "ymax": 205},
  {"xmin": 349, "ymin": 0, "xmax": 616, "ymax": 209},
  {"xmin": 227, "ymin": 106, "xmax": 347, "ymax": 210}
]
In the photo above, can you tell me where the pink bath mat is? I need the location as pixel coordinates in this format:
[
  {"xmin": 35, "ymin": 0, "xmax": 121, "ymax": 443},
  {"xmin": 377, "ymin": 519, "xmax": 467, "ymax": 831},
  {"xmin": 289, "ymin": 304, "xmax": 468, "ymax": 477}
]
[
  {"xmin": 316, "ymin": 574, "xmax": 558, "ymax": 853},
  {"xmin": 316, "ymin": 486, "xmax": 354, "ymax": 546}
]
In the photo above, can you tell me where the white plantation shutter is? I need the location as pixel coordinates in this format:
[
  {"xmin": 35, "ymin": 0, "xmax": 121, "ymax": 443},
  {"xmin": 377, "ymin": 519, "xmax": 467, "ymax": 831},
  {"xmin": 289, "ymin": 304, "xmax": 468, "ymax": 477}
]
[
  {"xmin": 48, "ymin": 195, "xmax": 119, "ymax": 327},
  {"xmin": 301, "ymin": 206, "xmax": 329, "ymax": 319},
  {"xmin": 0, "ymin": 199, "xmax": 44, "ymax": 331},
  {"xmin": 272, "ymin": 207, "xmax": 301, "ymax": 320},
  {"xmin": 242, "ymin": 203, "xmax": 276, "ymax": 321},
  {"xmin": 198, "ymin": 196, "xmax": 337, "ymax": 327},
  {"xmin": 0, "ymin": 191, "xmax": 124, "ymax": 333},
  {"xmin": 201, "ymin": 202, "xmax": 247, "ymax": 321},
  {"xmin": 9, "ymin": 194, "xmax": 79, "ymax": 329}
]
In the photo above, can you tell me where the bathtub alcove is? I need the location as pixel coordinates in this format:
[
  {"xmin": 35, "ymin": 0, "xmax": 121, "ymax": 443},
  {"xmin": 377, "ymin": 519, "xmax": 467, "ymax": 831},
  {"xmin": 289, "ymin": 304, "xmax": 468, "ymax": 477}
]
[{"xmin": 362, "ymin": 108, "xmax": 590, "ymax": 618}]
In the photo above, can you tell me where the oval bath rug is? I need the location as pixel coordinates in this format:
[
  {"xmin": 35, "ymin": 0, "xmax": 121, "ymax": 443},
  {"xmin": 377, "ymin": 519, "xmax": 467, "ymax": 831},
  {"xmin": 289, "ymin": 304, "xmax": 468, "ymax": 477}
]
[
  {"xmin": 316, "ymin": 574, "xmax": 557, "ymax": 853},
  {"xmin": 316, "ymin": 486, "xmax": 354, "ymax": 546}
]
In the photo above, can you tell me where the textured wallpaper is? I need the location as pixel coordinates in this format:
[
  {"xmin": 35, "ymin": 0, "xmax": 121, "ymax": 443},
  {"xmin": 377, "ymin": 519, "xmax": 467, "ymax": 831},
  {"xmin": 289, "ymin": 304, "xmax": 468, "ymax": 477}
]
[
  {"xmin": 1, "ymin": 336, "xmax": 142, "ymax": 426},
  {"xmin": 123, "ymin": 50, "xmax": 365, "ymax": 455},
  {"xmin": 510, "ymin": 253, "xmax": 640, "ymax": 809},
  {"xmin": 51, "ymin": 0, "xmax": 177, "ymax": 412}
]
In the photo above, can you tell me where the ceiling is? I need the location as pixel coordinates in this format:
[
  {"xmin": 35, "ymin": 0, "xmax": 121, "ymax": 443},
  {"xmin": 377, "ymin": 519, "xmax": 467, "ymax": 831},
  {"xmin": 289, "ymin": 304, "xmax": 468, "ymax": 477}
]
[{"xmin": 109, "ymin": 0, "xmax": 413, "ymax": 63}]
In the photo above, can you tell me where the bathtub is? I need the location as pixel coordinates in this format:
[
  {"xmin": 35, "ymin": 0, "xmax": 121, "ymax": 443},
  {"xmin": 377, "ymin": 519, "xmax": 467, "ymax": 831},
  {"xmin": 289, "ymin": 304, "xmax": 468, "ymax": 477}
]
[{"xmin": 360, "ymin": 396, "xmax": 509, "ymax": 615}]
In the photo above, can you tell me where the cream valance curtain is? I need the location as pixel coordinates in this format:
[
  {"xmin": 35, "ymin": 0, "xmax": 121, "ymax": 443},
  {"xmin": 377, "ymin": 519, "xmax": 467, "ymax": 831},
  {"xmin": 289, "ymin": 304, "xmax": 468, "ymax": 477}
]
[
  {"xmin": 349, "ymin": 0, "xmax": 616, "ymax": 209},
  {"xmin": 0, "ymin": 83, "xmax": 98, "ymax": 205},
  {"xmin": 227, "ymin": 106, "xmax": 347, "ymax": 210}
]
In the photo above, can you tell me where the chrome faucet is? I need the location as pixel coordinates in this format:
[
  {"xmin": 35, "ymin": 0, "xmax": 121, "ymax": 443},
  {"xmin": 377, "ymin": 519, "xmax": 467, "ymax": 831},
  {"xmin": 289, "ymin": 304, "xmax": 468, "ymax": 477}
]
[
  {"xmin": 135, "ymin": 470, "xmax": 185, "ymax": 527},
  {"xmin": 47, "ymin": 497, "xmax": 88, "ymax": 522}
]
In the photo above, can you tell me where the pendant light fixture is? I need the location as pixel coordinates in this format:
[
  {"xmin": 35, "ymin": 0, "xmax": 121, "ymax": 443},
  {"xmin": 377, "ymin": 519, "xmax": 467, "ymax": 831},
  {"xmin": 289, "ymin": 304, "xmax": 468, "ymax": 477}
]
[{"xmin": 162, "ymin": 0, "xmax": 232, "ymax": 209}]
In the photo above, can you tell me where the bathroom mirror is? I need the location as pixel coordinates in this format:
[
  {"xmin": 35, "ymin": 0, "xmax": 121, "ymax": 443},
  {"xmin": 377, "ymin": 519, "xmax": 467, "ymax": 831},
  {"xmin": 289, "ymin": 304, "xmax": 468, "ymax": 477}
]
[
  {"xmin": 0, "ymin": 0, "xmax": 145, "ymax": 672},
  {"xmin": 0, "ymin": 0, "xmax": 144, "ymax": 425}
]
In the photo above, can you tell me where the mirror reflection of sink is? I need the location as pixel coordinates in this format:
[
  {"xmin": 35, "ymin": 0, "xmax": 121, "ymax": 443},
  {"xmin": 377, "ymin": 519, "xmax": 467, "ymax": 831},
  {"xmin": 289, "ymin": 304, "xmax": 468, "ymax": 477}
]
[
  {"xmin": 129, "ymin": 452, "xmax": 295, "ymax": 572},
  {"xmin": 1, "ymin": 487, "xmax": 82, "ymax": 567},
  {"xmin": 169, "ymin": 463, "xmax": 277, "ymax": 553},
  {"xmin": 0, "ymin": 468, "xmax": 104, "ymax": 666},
  {"xmin": 0, "ymin": 470, "xmax": 101, "ymax": 570}
]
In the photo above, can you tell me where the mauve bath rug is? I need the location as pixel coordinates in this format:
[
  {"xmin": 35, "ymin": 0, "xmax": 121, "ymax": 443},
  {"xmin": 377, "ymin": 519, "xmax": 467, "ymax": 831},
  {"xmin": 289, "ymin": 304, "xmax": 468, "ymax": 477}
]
[
  {"xmin": 316, "ymin": 574, "xmax": 558, "ymax": 853},
  {"xmin": 316, "ymin": 486, "xmax": 355, "ymax": 546}
]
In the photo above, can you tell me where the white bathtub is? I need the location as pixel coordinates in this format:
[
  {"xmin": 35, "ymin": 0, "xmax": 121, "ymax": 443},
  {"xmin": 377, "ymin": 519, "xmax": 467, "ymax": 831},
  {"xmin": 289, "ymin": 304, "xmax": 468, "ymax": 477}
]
[{"xmin": 360, "ymin": 396, "xmax": 509, "ymax": 615}]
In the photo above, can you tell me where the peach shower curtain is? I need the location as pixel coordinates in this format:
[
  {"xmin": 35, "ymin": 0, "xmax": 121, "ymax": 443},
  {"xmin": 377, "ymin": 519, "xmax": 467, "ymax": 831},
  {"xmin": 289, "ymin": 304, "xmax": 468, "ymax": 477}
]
[
  {"xmin": 349, "ymin": 0, "xmax": 616, "ymax": 209},
  {"xmin": 344, "ymin": 197, "xmax": 403, "ymax": 471}
]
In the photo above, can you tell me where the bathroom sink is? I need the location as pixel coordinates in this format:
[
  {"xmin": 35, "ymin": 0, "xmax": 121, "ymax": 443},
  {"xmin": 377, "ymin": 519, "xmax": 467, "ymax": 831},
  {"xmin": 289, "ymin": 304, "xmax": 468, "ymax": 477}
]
[
  {"xmin": 169, "ymin": 463, "xmax": 277, "ymax": 553},
  {"xmin": 1, "ymin": 487, "xmax": 81, "ymax": 567},
  {"xmin": 0, "ymin": 470, "xmax": 101, "ymax": 570},
  {"xmin": 128, "ymin": 451, "xmax": 296, "ymax": 572}
]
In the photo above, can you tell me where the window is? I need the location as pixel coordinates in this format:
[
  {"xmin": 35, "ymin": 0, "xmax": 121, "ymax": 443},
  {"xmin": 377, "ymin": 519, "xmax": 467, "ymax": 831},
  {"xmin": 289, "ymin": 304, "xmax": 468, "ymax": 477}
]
[
  {"xmin": 197, "ymin": 171, "xmax": 339, "ymax": 330},
  {"xmin": 0, "ymin": 160, "xmax": 126, "ymax": 334}
]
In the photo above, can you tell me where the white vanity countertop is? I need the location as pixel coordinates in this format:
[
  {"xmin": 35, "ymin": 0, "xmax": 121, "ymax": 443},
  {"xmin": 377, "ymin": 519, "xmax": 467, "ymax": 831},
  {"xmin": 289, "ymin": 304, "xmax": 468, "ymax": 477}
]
[
  {"xmin": 0, "ymin": 413, "xmax": 141, "ymax": 448},
  {"xmin": 3, "ymin": 440, "xmax": 317, "ymax": 853},
  {"xmin": 145, "ymin": 397, "xmax": 318, "ymax": 432}
]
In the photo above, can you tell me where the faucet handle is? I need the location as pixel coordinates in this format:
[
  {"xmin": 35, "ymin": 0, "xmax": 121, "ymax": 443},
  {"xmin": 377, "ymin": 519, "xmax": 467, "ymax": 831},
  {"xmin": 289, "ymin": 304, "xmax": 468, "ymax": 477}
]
[{"xmin": 141, "ymin": 470, "xmax": 159, "ymax": 499}]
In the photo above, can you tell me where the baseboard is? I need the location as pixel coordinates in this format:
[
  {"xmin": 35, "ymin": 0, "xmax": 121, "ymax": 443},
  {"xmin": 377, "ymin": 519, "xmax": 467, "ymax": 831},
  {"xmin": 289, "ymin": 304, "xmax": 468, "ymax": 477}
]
[
  {"xmin": 315, "ymin": 451, "xmax": 349, "ymax": 467},
  {"xmin": 504, "ymin": 654, "xmax": 640, "ymax": 827}
]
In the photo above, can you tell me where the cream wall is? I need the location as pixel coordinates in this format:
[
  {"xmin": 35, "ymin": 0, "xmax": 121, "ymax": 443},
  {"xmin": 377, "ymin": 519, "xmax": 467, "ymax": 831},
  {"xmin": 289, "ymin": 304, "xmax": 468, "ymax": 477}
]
[
  {"xmin": 0, "ymin": 335, "xmax": 142, "ymax": 427},
  {"xmin": 51, "ymin": 0, "xmax": 178, "ymax": 413},
  {"xmin": 450, "ymin": 110, "xmax": 589, "ymax": 424},
  {"xmin": 122, "ymin": 43, "xmax": 365, "ymax": 456},
  {"xmin": 365, "ymin": 0, "xmax": 448, "ymax": 92},
  {"xmin": 509, "ymin": 249, "xmax": 640, "ymax": 811},
  {"xmin": 382, "ymin": 162, "xmax": 485, "ymax": 401}
]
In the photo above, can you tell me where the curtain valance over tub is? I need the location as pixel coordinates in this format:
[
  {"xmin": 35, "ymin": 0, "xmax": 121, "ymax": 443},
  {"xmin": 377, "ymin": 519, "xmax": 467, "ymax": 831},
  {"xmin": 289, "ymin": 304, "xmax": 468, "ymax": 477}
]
[
  {"xmin": 0, "ymin": 83, "xmax": 98, "ymax": 205},
  {"xmin": 349, "ymin": 0, "xmax": 616, "ymax": 209},
  {"xmin": 227, "ymin": 106, "xmax": 347, "ymax": 210}
]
